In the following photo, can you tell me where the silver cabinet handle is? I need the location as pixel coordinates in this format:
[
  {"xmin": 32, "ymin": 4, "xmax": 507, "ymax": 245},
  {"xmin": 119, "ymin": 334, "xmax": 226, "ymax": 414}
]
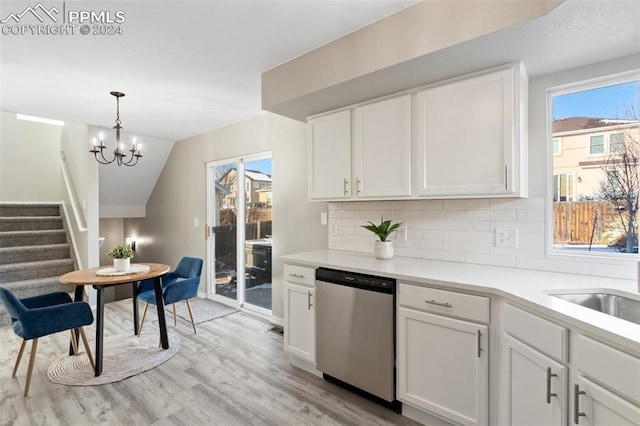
[
  {"xmin": 343, "ymin": 178, "xmax": 349, "ymax": 196},
  {"xmin": 356, "ymin": 178, "xmax": 361, "ymax": 194},
  {"xmin": 307, "ymin": 291, "xmax": 312, "ymax": 310},
  {"xmin": 477, "ymin": 330, "xmax": 482, "ymax": 358},
  {"xmin": 574, "ymin": 384, "xmax": 586, "ymax": 424},
  {"xmin": 505, "ymin": 164, "xmax": 509, "ymax": 191},
  {"xmin": 289, "ymin": 273, "xmax": 304, "ymax": 279},
  {"xmin": 425, "ymin": 300, "xmax": 452, "ymax": 308},
  {"xmin": 546, "ymin": 367, "xmax": 558, "ymax": 404}
]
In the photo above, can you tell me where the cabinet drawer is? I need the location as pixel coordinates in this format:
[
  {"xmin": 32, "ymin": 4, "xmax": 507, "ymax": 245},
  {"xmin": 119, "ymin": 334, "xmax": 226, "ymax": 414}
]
[
  {"xmin": 503, "ymin": 303, "xmax": 567, "ymax": 362},
  {"xmin": 574, "ymin": 333, "xmax": 640, "ymax": 405},
  {"xmin": 283, "ymin": 264, "xmax": 315, "ymax": 286},
  {"xmin": 399, "ymin": 283, "xmax": 490, "ymax": 323}
]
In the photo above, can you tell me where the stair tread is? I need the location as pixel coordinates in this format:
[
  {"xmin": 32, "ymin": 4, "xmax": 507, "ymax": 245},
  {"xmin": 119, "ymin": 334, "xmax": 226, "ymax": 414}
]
[
  {"xmin": 3, "ymin": 276, "xmax": 72, "ymax": 291},
  {"xmin": 0, "ymin": 243, "xmax": 69, "ymax": 252},
  {"xmin": 0, "ymin": 216, "xmax": 62, "ymax": 220},
  {"xmin": 0, "ymin": 258, "xmax": 74, "ymax": 271},
  {"xmin": 0, "ymin": 229, "xmax": 66, "ymax": 236}
]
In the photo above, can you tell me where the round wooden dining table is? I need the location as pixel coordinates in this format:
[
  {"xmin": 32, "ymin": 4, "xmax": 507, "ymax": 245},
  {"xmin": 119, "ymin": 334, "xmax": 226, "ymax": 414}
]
[{"xmin": 60, "ymin": 263, "xmax": 170, "ymax": 377}]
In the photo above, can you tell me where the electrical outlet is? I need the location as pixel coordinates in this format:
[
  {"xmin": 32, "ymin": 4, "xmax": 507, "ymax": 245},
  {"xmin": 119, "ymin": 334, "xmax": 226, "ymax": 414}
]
[
  {"xmin": 495, "ymin": 228, "xmax": 518, "ymax": 248},
  {"xmin": 395, "ymin": 225, "xmax": 408, "ymax": 241},
  {"xmin": 320, "ymin": 212, "xmax": 328, "ymax": 225},
  {"xmin": 330, "ymin": 224, "xmax": 339, "ymax": 236}
]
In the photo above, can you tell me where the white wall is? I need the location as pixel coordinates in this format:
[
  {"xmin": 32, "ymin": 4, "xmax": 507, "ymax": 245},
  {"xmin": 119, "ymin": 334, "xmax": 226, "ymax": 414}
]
[
  {"xmin": 128, "ymin": 113, "xmax": 327, "ymax": 322},
  {"xmin": 60, "ymin": 123, "xmax": 100, "ymax": 270},
  {"xmin": 328, "ymin": 54, "xmax": 640, "ymax": 280},
  {"xmin": 0, "ymin": 111, "xmax": 62, "ymax": 202}
]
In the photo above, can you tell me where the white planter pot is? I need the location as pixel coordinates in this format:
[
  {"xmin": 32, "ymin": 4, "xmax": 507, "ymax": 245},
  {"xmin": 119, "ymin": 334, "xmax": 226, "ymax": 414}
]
[
  {"xmin": 374, "ymin": 240, "xmax": 394, "ymax": 260},
  {"xmin": 113, "ymin": 258, "xmax": 131, "ymax": 272}
]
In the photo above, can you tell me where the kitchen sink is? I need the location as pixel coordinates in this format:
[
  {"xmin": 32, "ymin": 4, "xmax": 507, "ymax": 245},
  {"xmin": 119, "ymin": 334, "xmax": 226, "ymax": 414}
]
[{"xmin": 550, "ymin": 292, "xmax": 640, "ymax": 326}]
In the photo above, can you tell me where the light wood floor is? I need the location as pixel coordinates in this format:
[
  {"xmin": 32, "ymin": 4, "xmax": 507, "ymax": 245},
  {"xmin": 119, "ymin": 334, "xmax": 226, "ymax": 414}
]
[{"xmin": 0, "ymin": 299, "xmax": 419, "ymax": 425}]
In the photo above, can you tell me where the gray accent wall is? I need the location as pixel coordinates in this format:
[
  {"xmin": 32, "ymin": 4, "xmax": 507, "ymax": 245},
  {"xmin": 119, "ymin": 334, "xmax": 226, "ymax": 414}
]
[{"xmin": 128, "ymin": 113, "xmax": 327, "ymax": 323}]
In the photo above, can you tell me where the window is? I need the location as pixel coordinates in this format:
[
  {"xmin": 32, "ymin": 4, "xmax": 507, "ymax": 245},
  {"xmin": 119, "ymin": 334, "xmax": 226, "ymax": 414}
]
[
  {"xmin": 589, "ymin": 135, "xmax": 604, "ymax": 155},
  {"xmin": 553, "ymin": 174, "xmax": 574, "ymax": 202},
  {"xmin": 550, "ymin": 76, "xmax": 639, "ymax": 255},
  {"xmin": 610, "ymin": 132, "xmax": 625, "ymax": 153}
]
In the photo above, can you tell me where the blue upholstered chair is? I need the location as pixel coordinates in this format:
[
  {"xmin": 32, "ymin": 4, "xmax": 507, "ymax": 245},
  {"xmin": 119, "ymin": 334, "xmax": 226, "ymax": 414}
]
[
  {"xmin": 0, "ymin": 284, "xmax": 95, "ymax": 397},
  {"xmin": 137, "ymin": 256, "xmax": 203, "ymax": 335}
]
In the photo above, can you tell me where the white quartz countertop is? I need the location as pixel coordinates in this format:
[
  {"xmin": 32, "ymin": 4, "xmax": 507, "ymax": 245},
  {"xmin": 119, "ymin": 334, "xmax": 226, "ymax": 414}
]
[{"xmin": 281, "ymin": 249, "xmax": 640, "ymax": 354}]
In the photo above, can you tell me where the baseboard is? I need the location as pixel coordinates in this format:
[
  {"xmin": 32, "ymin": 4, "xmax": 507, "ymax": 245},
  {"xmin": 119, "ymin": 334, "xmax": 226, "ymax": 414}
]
[
  {"xmin": 270, "ymin": 315, "xmax": 284, "ymax": 327},
  {"xmin": 289, "ymin": 356, "xmax": 322, "ymax": 378},
  {"xmin": 402, "ymin": 403, "xmax": 456, "ymax": 426}
]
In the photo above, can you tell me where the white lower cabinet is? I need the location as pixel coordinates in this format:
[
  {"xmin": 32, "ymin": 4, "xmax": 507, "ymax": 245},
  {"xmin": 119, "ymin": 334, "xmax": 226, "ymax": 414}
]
[
  {"xmin": 397, "ymin": 283, "xmax": 489, "ymax": 426},
  {"xmin": 283, "ymin": 264, "xmax": 316, "ymax": 364},
  {"xmin": 572, "ymin": 374, "xmax": 640, "ymax": 426},
  {"xmin": 502, "ymin": 334, "xmax": 567, "ymax": 426}
]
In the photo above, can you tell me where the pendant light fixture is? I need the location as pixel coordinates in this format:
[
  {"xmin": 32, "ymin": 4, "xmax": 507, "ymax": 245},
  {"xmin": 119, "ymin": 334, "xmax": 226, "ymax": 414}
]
[{"xmin": 90, "ymin": 91, "xmax": 142, "ymax": 166}]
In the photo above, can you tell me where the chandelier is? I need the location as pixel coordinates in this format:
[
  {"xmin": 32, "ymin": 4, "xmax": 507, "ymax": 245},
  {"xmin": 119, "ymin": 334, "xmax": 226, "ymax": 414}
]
[{"xmin": 90, "ymin": 91, "xmax": 142, "ymax": 166}]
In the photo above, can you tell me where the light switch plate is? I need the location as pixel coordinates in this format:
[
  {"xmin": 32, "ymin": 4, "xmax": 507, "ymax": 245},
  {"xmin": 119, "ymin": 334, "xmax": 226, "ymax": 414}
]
[
  {"xmin": 320, "ymin": 212, "xmax": 328, "ymax": 225},
  {"xmin": 193, "ymin": 218, "xmax": 199, "ymax": 227},
  {"xmin": 495, "ymin": 228, "xmax": 518, "ymax": 248}
]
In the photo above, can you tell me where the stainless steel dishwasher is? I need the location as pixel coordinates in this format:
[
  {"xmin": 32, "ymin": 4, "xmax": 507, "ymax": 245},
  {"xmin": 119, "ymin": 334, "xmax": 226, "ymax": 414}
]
[{"xmin": 315, "ymin": 267, "xmax": 400, "ymax": 411}]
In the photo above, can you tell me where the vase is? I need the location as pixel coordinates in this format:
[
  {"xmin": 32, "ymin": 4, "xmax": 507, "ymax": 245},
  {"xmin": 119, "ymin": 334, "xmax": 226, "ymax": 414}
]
[
  {"xmin": 374, "ymin": 240, "xmax": 394, "ymax": 260},
  {"xmin": 113, "ymin": 258, "xmax": 130, "ymax": 272}
]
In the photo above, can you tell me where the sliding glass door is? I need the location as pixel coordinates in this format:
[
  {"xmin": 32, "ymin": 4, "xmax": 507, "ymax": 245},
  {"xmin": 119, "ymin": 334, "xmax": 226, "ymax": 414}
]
[{"xmin": 206, "ymin": 153, "xmax": 272, "ymax": 315}]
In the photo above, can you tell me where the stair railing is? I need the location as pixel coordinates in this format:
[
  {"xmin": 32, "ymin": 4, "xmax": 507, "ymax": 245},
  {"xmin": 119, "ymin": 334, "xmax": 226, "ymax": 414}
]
[{"xmin": 59, "ymin": 150, "xmax": 86, "ymax": 269}]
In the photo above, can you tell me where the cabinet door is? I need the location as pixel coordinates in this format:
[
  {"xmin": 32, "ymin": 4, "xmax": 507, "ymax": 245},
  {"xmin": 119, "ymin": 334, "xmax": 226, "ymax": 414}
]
[
  {"xmin": 353, "ymin": 94, "xmax": 412, "ymax": 198},
  {"xmin": 398, "ymin": 307, "xmax": 488, "ymax": 426},
  {"xmin": 307, "ymin": 110, "xmax": 351, "ymax": 200},
  {"xmin": 502, "ymin": 334, "xmax": 567, "ymax": 426},
  {"xmin": 573, "ymin": 375, "xmax": 640, "ymax": 426},
  {"xmin": 284, "ymin": 282, "xmax": 315, "ymax": 363},
  {"xmin": 414, "ymin": 67, "xmax": 519, "ymax": 197}
]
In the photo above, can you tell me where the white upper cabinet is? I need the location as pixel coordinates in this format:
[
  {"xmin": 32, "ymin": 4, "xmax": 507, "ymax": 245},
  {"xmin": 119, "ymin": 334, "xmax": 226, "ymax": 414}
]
[
  {"xmin": 414, "ymin": 64, "xmax": 527, "ymax": 198},
  {"xmin": 307, "ymin": 110, "xmax": 352, "ymax": 200},
  {"xmin": 307, "ymin": 63, "xmax": 528, "ymax": 201},
  {"xmin": 352, "ymin": 94, "xmax": 412, "ymax": 198},
  {"xmin": 308, "ymin": 95, "xmax": 411, "ymax": 201}
]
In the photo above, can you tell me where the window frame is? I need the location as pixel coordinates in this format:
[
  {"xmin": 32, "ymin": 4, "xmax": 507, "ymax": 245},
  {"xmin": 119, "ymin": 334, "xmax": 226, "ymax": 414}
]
[
  {"xmin": 588, "ymin": 134, "xmax": 605, "ymax": 156},
  {"xmin": 552, "ymin": 138, "xmax": 562, "ymax": 156},
  {"xmin": 547, "ymin": 70, "xmax": 640, "ymax": 259}
]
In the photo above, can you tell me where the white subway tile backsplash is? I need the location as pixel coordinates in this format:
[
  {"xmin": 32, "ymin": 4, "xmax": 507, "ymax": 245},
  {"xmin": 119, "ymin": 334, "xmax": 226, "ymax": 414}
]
[
  {"xmin": 466, "ymin": 253, "xmax": 516, "ymax": 268},
  {"xmin": 329, "ymin": 198, "xmax": 634, "ymax": 281},
  {"xmin": 404, "ymin": 200, "xmax": 443, "ymax": 210},
  {"xmin": 517, "ymin": 209, "xmax": 545, "ymax": 222},
  {"xmin": 443, "ymin": 221, "xmax": 491, "ymax": 232},
  {"xmin": 490, "ymin": 198, "xmax": 546, "ymax": 210},
  {"xmin": 467, "ymin": 209, "xmax": 516, "ymax": 221},
  {"xmin": 423, "ymin": 249, "xmax": 465, "ymax": 263},
  {"xmin": 444, "ymin": 199, "xmax": 491, "ymax": 210}
]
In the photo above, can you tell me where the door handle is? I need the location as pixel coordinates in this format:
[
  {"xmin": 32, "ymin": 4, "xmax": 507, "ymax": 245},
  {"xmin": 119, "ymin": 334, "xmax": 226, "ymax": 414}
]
[
  {"xmin": 574, "ymin": 384, "xmax": 586, "ymax": 424},
  {"xmin": 289, "ymin": 273, "xmax": 304, "ymax": 279},
  {"xmin": 307, "ymin": 291, "xmax": 313, "ymax": 310},
  {"xmin": 477, "ymin": 330, "xmax": 482, "ymax": 358},
  {"xmin": 546, "ymin": 367, "xmax": 558, "ymax": 403},
  {"xmin": 343, "ymin": 178, "xmax": 349, "ymax": 196},
  {"xmin": 356, "ymin": 178, "xmax": 362, "ymax": 194}
]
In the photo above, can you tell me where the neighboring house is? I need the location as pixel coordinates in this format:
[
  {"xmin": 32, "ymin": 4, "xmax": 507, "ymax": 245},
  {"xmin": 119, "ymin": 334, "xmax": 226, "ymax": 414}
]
[
  {"xmin": 217, "ymin": 168, "xmax": 272, "ymax": 208},
  {"xmin": 552, "ymin": 117, "xmax": 639, "ymax": 201}
]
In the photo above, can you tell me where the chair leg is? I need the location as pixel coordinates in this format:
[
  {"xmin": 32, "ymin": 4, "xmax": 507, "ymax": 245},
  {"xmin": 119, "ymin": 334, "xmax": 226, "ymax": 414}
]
[
  {"xmin": 69, "ymin": 329, "xmax": 79, "ymax": 356},
  {"xmin": 138, "ymin": 303, "xmax": 149, "ymax": 337},
  {"xmin": 173, "ymin": 304, "xmax": 177, "ymax": 326},
  {"xmin": 185, "ymin": 299, "xmax": 197, "ymax": 334},
  {"xmin": 78, "ymin": 327, "xmax": 95, "ymax": 371},
  {"xmin": 24, "ymin": 339, "xmax": 38, "ymax": 397},
  {"xmin": 12, "ymin": 340, "xmax": 27, "ymax": 378}
]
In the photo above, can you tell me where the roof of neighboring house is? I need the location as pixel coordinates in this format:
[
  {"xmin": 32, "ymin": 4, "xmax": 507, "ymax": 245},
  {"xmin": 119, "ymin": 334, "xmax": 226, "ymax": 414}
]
[
  {"xmin": 215, "ymin": 182, "xmax": 231, "ymax": 195},
  {"xmin": 245, "ymin": 170, "xmax": 272, "ymax": 182},
  {"xmin": 553, "ymin": 117, "xmax": 637, "ymax": 133}
]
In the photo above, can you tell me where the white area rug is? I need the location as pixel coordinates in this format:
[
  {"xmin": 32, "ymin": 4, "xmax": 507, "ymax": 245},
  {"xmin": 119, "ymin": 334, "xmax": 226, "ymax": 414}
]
[
  {"xmin": 173, "ymin": 298, "xmax": 238, "ymax": 324},
  {"xmin": 47, "ymin": 333, "xmax": 180, "ymax": 386}
]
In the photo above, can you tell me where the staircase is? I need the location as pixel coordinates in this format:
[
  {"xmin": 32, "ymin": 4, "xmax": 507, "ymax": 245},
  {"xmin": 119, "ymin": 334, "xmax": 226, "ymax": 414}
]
[{"xmin": 0, "ymin": 203, "xmax": 76, "ymax": 326}]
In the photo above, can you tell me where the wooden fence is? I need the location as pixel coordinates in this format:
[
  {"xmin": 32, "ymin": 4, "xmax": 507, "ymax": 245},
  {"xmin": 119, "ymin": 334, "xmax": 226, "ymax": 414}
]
[{"xmin": 553, "ymin": 201, "xmax": 617, "ymax": 245}]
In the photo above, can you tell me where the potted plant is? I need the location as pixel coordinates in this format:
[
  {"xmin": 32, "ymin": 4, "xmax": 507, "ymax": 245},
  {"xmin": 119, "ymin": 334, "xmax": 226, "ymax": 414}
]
[
  {"xmin": 107, "ymin": 244, "xmax": 134, "ymax": 272},
  {"xmin": 362, "ymin": 217, "xmax": 402, "ymax": 260}
]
